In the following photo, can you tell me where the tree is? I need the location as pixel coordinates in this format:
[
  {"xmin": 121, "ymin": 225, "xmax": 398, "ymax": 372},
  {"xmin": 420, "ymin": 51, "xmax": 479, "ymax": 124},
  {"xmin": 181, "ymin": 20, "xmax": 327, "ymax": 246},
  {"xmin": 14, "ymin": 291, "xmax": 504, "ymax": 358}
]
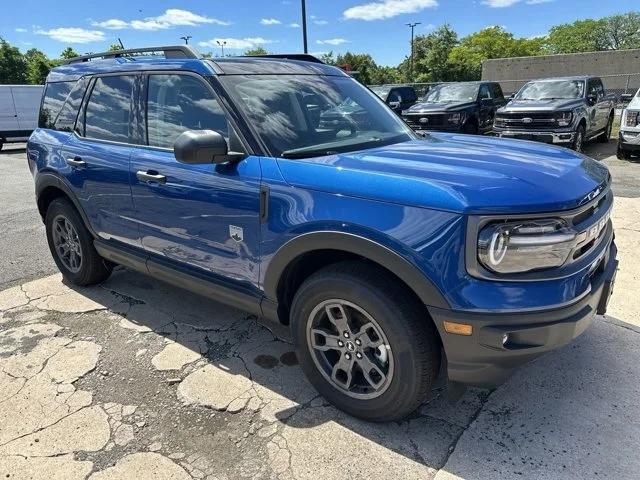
[
  {"xmin": 334, "ymin": 52, "xmax": 380, "ymax": 85},
  {"xmin": 108, "ymin": 44, "xmax": 124, "ymax": 52},
  {"xmin": 24, "ymin": 48, "xmax": 51, "ymax": 84},
  {"xmin": 603, "ymin": 12, "xmax": 640, "ymax": 50},
  {"xmin": 0, "ymin": 38, "xmax": 28, "ymax": 84},
  {"xmin": 400, "ymin": 24, "xmax": 459, "ymax": 82},
  {"xmin": 448, "ymin": 27, "xmax": 544, "ymax": 80},
  {"xmin": 244, "ymin": 47, "xmax": 268, "ymax": 56},
  {"xmin": 546, "ymin": 19, "xmax": 609, "ymax": 53},
  {"xmin": 60, "ymin": 47, "xmax": 80, "ymax": 60}
]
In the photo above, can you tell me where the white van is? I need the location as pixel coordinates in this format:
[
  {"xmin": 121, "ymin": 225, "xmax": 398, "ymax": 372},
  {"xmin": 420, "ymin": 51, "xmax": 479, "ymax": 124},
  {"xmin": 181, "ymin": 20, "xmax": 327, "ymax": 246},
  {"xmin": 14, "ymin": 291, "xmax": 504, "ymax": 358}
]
[{"xmin": 0, "ymin": 85, "xmax": 44, "ymax": 151}]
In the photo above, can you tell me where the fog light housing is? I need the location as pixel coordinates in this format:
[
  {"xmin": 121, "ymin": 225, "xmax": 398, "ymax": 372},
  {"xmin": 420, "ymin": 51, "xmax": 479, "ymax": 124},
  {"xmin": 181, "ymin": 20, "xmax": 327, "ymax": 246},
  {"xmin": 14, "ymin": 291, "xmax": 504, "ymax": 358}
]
[
  {"xmin": 502, "ymin": 333, "xmax": 510, "ymax": 346},
  {"xmin": 443, "ymin": 321, "xmax": 473, "ymax": 336}
]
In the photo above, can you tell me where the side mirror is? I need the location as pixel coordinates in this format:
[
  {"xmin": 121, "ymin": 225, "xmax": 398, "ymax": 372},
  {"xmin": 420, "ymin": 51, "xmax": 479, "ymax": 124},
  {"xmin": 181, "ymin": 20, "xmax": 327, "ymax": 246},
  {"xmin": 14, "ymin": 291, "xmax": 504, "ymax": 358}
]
[
  {"xmin": 388, "ymin": 100, "xmax": 401, "ymax": 110},
  {"xmin": 508, "ymin": 94, "xmax": 515, "ymax": 100},
  {"xmin": 587, "ymin": 93, "xmax": 597, "ymax": 106},
  {"xmin": 174, "ymin": 130, "xmax": 243, "ymax": 165}
]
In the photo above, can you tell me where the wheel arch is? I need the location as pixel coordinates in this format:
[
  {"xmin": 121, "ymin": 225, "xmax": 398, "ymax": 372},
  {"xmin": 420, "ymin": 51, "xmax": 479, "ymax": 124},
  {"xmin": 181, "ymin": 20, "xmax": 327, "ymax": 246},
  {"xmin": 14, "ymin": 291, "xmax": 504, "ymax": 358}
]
[{"xmin": 263, "ymin": 231, "xmax": 450, "ymax": 325}]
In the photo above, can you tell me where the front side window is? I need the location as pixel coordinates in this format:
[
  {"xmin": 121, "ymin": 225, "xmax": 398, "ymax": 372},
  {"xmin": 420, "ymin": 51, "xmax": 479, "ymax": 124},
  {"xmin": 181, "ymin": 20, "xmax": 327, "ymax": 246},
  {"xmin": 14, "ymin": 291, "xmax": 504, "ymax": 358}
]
[
  {"xmin": 39, "ymin": 81, "xmax": 74, "ymax": 129},
  {"xmin": 479, "ymin": 84, "xmax": 492, "ymax": 100},
  {"xmin": 146, "ymin": 74, "xmax": 229, "ymax": 149},
  {"xmin": 219, "ymin": 75, "xmax": 414, "ymax": 158},
  {"xmin": 84, "ymin": 75, "xmax": 135, "ymax": 143},
  {"xmin": 516, "ymin": 80, "xmax": 585, "ymax": 101}
]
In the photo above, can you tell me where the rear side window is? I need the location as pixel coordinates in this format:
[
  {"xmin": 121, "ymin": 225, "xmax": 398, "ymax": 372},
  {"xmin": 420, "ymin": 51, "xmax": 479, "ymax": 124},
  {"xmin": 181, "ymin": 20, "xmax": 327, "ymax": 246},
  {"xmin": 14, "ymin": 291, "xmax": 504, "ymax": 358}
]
[
  {"xmin": 39, "ymin": 82, "xmax": 74, "ymax": 128},
  {"xmin": 401, "ymin": 87, "xmax": 417, "ymax": 102},
  {"xmin": 146, "ymin": 74, "xmax": 229, "ymax": 149},
  {"xmin": 54, "ymin": 78, "xmax": 89, "ymax": 132},
  {"xmin": 84, "ymin": 75, "xmax": 135, "ymax": 143},
  {"xmin": 491, "ymin": 84, "xmax": 504, "ymax": 99}
]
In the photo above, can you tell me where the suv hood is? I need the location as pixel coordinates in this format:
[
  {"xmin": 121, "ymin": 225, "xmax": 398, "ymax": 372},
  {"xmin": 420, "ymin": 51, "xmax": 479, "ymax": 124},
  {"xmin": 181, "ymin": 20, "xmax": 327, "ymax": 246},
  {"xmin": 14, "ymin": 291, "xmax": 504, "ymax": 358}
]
[
  {"xmin": 405, "ymin": 101, "xmax": 476, "ymax": 114},
  {"xmin": 276, "ymin": 134, "xmax": 609, "ymax": 214},
  {"xmin": 500, "ymin": 98, "xmax": 583, "ymax": 113}
]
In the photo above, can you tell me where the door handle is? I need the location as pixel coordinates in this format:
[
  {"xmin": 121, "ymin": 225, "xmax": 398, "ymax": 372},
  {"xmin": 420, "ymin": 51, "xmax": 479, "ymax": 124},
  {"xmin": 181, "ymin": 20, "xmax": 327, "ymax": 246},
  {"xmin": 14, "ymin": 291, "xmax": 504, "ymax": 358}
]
[
  {"xmin": 66, "ymin": 157, "xmax": 87, "ymax": 168},
  {"xmin": 136, "ymin": 170, "xmax": 167, "ymax": 184}
]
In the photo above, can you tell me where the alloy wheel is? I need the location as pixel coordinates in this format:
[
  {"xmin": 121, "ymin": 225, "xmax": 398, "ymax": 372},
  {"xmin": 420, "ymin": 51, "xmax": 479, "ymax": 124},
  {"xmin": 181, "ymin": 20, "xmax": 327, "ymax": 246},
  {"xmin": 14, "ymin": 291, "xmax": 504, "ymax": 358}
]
[
  {"xmin": 306, "ymin": 299, "xmax": 394, "ymax": 399},
  {"xmin": 52, "ymin": 215, "xmax": 83, "ymax": 273}
]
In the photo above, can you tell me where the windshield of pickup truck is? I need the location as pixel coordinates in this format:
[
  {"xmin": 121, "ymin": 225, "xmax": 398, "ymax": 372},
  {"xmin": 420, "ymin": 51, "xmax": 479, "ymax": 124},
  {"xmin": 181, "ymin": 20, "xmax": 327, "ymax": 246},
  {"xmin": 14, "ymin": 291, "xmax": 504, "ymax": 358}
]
[
  {"xmin": 516, "ymin": 80, "xmax": 585, "ymax": 100},
  {"xmin": 422, "ymin": 83, "xmax": 479, "ymax": 103},
  {"xmin": 219, "ymin": 75, "xmax": 415, "ymax": 158}
]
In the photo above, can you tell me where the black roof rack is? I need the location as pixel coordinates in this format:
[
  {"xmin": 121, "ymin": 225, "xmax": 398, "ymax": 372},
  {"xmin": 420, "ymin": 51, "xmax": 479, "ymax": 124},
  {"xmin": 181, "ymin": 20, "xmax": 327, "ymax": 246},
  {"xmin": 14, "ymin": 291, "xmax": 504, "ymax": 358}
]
[
  {"xmin": 238, "ymin": 54, "xmax": 324, "ymax": 64},
  {"xmin": 61, "ymin": 45, "xmax": 200, "ymax": 65}
]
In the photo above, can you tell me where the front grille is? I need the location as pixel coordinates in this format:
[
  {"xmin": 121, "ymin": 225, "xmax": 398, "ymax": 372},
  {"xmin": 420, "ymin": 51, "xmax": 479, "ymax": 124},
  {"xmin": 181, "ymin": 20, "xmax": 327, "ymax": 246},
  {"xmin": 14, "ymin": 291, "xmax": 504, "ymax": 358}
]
[
  {"xmin": 404, "ymin": 113, "xmax": 445, "ymax": 129},
  {"xmin": 495, "ymin": 112, "xmax": 557, "ymax": 130}
]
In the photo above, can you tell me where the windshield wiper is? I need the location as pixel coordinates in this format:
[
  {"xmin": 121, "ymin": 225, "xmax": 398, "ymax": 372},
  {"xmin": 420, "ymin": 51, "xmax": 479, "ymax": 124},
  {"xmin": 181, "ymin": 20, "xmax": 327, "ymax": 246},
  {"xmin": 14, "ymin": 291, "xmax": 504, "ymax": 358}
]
[{"xmin": 281, "ymin": 149, "xmax": 340, "ymax": 159}]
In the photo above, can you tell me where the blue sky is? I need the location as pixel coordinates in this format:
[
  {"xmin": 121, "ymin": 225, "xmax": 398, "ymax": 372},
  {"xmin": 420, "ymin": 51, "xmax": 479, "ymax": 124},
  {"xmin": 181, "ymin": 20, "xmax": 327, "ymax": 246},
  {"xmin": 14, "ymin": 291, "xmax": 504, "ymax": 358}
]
[{"xmin": 2, "ymin": 0, "xmax": 636, "ymax": 65}]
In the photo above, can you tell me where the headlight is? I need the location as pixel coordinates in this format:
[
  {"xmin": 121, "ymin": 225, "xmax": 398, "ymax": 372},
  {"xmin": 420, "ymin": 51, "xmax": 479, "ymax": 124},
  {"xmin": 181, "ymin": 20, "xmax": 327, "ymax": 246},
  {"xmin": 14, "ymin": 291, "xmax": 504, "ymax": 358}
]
[
  {"xmin": 626, "ymin": 111, "xmax": 639, "ymax": 127},
  {"xmin": 478, "ymin": 219, "xmax": 576, "ymax": 274},
  {"xmin": 556, "ymin": 111, "xmax": 573, "ymax": 127},
  {"xmin": 448, "ymin": 112, "xmax": 463, "ymax": 124}
]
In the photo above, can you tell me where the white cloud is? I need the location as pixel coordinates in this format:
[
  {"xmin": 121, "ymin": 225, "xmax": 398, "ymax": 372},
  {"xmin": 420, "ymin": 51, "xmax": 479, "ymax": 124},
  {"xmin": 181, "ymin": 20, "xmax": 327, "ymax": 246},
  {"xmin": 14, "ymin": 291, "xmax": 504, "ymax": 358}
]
[
  {"xmin": 199, "ymin": 37, "xmax": 276, "ymax": 50},
  {"xmin": 343, "ymin": 0, "xmax": 438, "ymax": 21},
  {"xmin": 313, "ymin": 19, "xmax": 329, "ymax": 25},
  {"xmin": 261, "ymin": 18, "xmax": 281, "ymax": 25},
  {"xmin": 36, "ymin": 27, "xmax": 105, "ymax": 43},
  {"xmin": 15, "ymin": 27, "xmax": 28, "ymax": 33},
  {"xmin": 525, "ymin": 0, "xmax": 555, "ymax": 4},
  {"xmin": 481, "ymin": 0, "xmax": 520, "ymax": 6},
  {"xmin": 92, "ymin": 9, "xmax": 230, "ymax": 32},
  {"xmin": 289, "ymin": 22, "xmax": 301, "ymax": 28},
  {"xmin": 92, "ymin": 19, "xmax": 129, "ymax": 30},
  {"xmin": 316, "ymin": 38, "xmax": 348, "ymax": 45}
]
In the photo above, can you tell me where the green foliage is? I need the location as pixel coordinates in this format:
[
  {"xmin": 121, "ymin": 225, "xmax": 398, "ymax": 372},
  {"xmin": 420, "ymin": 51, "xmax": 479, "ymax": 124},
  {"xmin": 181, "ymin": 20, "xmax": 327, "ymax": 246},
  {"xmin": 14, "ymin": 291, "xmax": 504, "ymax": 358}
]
[
  {"xmin": 25, "ymin": 48, "xmax": 51, "ymax": 84},
  {"xmin": 59, "ymin": 47, "xmax": 79, "ymax": 60},
  {"xmin": 244, "ymin": 47, "xmax": 269, "ymax": 56},
  {"xmin": 603, "ymin": 12, "xmax": 640, "ymax": 50},
  {"xmin": 108, "ymin": 44, "xmax": 124, "ymax": 52},
  {"xmin": 546, "ymin": 19, "xmax": 609, "ymax": 53},
  {"xmin": 0, "ymin": 38, "xmax": 28, "ymax": 84},
  {"xmin": 404, "ymin": 24, "xmax": 459, "ymax": 82}
]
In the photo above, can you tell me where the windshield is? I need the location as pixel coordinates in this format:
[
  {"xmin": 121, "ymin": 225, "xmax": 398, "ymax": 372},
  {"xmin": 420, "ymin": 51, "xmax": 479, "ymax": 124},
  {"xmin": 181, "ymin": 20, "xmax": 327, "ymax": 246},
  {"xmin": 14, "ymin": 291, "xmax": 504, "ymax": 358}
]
[
  {"xmin": 369, "ymin": 86, "xmax": 391, "ymax": 99},
  {"xmin": 516, "ymin": 80, "xmax": 585, "ymax": 100},
  {"xmin": 423, "ymin": 83, "xmax": 479, "ymax": 103},
  {"xmin": 219, "ymin": 75, "xmax": 415, "ymax": 158}
]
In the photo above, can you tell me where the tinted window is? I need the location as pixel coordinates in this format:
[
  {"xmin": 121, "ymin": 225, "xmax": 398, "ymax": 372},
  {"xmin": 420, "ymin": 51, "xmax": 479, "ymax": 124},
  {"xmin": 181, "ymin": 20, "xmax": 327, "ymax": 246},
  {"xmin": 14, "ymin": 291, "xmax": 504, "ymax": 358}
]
[
  {"xmin": 84, "ymin": 76, "xmax": 135, "ymax": 143},
  {"xmin": 54, "ymin": 78, "xmax": 89, "ymax": 132},
  {"xmin": 491, "ymin": 84, "xmax": 504, "ymax": 99},
  {"xmin": 146, "ymin": 74, "xmax": 229, "ymax": 149},
  {"xmin": 39, "ymin": 82, "xmax": 74, "ymax": 128},
  {"xmin": 401, "ymin": 87, "xmax": 417, "ymax": 102},
  {"xmin": 479, "ymin": 84, "xmax": 492, "ymax": 99}
]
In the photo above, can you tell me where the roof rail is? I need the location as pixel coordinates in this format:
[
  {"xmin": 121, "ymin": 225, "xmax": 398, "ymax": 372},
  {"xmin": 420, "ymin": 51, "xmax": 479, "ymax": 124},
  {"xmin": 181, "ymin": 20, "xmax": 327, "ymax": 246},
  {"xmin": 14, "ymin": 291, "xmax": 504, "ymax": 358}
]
[
  {"xmin": 241, "ymin": 54, "xmax": 325, "ymax": 64},
  {"xmin": 61, "ymin": 45, "xmax": 200, "ymax": 65}
]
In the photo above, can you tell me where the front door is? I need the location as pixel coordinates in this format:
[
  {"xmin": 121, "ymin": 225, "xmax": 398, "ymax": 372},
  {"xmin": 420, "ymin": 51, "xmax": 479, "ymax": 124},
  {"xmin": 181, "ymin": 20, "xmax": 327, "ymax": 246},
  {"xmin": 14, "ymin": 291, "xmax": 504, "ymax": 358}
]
[{"xmin": 129, "ymin": 73, "xmax": 262, "ymax": 289}]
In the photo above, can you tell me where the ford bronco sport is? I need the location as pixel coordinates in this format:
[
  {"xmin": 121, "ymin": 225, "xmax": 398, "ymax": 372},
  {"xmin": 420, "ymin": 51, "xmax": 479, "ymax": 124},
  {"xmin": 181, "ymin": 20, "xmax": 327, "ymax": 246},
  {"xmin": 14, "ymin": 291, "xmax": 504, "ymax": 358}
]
[{"xmin": 28, "ymin": 46, "xmax": 618, "ymax": 422}]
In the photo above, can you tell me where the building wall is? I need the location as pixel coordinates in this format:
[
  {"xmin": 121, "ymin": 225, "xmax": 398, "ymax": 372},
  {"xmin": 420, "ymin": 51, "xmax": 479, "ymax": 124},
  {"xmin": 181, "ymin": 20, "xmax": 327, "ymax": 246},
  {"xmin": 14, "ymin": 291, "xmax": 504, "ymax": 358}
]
[{"xmin": 482, "ymin": 49, "xmax": 640, "ymax": 95}]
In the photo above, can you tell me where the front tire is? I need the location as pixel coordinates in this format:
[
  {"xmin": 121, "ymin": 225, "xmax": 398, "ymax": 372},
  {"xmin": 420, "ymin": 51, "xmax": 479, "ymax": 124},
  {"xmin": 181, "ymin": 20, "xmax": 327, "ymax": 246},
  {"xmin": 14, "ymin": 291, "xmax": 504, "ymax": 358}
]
[
  {"xmin": 598, "ymin": 115, "xmax": 613, "ymax": 143},
  {"xmin": 45, "ymin": 198, "xmax": 112, "ymax": 286},
  {"xmin": 617, "ymin": 145, "xmax": 631, "ymax": 160},
  {"xmin": 290, "ymin": 261, "xmax": 440, "ymax": 422},
  {"xmin": 572, "ymin": 124, "xmax": 585, "ymax": 152}
]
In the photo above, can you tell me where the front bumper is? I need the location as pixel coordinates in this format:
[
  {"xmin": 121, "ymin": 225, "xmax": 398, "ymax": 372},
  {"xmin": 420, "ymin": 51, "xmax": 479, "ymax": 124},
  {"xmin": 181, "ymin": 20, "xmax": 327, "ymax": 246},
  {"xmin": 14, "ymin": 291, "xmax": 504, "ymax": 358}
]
[
  {"xmin": 619, "ymin": 131, "xmax": 640, "ymax": 152},
  {"xmin": 429, "ymin": 241, "xmax": 618, "ymax": 388},
  {"xmin": 494, "ymin": 129, "xmax": 574, "ymax": 144}
]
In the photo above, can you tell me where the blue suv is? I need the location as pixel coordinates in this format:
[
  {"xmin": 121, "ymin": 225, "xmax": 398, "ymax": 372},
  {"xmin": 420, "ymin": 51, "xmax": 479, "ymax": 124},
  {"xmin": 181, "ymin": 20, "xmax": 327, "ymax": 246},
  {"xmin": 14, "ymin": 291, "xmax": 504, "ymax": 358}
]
[{"xmin": 28, "ymin": 46, "xmax": 618, "ymax": 421}]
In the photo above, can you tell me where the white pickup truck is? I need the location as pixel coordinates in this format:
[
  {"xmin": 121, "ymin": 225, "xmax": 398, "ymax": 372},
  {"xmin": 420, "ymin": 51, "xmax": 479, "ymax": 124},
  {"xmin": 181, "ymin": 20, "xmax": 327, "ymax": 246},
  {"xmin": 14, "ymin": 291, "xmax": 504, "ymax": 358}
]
[
  {"xmin": 618, "ymin": 88, "xmax": 640, "ymax": 159},
  {"xmin": 0, "ymin": 85, "xmax": 44, "ymax": 151}
]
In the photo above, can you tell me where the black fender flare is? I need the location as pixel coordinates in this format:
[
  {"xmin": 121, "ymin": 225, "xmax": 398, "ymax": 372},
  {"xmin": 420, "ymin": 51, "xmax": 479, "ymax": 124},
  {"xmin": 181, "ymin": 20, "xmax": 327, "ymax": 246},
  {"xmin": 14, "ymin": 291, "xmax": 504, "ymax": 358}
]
[
  {"xmin": 35, "ymin": 172, "xmax": 98, "ymax": 238},
  {"xmin": 263, "ymin": 231, "xmax": 450, "ymax": 309}
]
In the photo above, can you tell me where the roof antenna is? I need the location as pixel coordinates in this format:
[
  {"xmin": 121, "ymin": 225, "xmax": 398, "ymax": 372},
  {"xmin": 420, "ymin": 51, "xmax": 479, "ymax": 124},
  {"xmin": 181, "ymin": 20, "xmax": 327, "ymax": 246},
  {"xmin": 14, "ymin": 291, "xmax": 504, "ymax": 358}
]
[{"xmin": 118, "ymin": 38, "xmax": 125, "ymax": 49}]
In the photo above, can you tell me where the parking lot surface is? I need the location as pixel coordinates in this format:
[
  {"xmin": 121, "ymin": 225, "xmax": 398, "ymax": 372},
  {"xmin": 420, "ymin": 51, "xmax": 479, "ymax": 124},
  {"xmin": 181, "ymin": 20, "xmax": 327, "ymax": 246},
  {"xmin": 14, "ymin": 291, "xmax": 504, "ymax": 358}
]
[{"xmin": 1, "ymin": 140, "xmax": 639, "ymax": 479}]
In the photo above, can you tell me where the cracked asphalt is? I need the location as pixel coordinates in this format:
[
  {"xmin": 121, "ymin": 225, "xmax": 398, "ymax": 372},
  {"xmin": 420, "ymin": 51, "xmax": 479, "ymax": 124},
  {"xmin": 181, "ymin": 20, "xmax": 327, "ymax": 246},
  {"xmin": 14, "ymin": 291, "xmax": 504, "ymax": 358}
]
[{"xmin": 1, "ymin": 141, "xmax": 639, "ymax": 479}]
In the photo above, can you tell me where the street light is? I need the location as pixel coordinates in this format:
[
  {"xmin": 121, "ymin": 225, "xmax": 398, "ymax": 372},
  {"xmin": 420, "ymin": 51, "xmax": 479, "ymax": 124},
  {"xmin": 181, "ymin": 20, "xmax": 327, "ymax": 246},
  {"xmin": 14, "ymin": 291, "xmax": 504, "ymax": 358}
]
[
  {"xmin": 405, "ymin": 22, "xmax": 421, "ymax": 82},
  {"xmin": 216, "ymin": 40, "xmax": 227, "ymax": 57},
  {"xmin": 180, "ymin": 35, "xmax": 192, "ymax": 45},
  {"xmin": 301, "ymin": 0, "xmax": 308, "ymax": 53}
]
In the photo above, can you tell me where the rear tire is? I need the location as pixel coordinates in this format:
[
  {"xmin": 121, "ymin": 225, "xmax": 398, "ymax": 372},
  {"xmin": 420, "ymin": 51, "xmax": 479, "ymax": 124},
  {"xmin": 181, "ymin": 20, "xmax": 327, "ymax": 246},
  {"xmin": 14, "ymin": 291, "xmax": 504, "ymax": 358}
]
[
  {"xmin": 45, "ymin": 198, "xmax": 113, "ymax": 286},
  {"xmin": 290, "ymin": 261, "xmax": 440, "ymax": 422}
]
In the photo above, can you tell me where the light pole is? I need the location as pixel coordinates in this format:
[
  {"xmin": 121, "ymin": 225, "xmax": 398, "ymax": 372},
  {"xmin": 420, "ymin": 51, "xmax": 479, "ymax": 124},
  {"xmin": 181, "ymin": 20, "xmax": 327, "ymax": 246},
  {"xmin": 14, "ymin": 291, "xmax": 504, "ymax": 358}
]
[
  {"xmin": 180, "ymin": 35, "xmax": 192, "ymax": 45},
  {"xmin": 216, "ymin": 40, "xmax": 227, "ymax": 57},
  {"xmin": 405, "ymin": 22, "xmax": 421, "ymax": 82},
  {"xmin": 301, "ymin": 0, "xmax": 308, "ymax": 53}
]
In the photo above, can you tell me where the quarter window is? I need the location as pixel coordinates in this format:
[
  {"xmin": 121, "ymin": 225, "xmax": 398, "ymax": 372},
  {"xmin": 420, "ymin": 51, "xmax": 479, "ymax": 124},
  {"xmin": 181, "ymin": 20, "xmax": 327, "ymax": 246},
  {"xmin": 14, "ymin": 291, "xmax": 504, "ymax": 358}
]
[
  {"xmin": 54, "ymin": 78, "xmax": 89, "ymax": 132},
  {"xmin": 84, "ymin": 76, "xmax": 135, "ymax": 143},
  {"xmin": 146, "ymin": 74, "xmax": 229, "ymax": 149},
  {"xmin": 39, "ymin": 81, "xmax": 74, "ymax": 129}
]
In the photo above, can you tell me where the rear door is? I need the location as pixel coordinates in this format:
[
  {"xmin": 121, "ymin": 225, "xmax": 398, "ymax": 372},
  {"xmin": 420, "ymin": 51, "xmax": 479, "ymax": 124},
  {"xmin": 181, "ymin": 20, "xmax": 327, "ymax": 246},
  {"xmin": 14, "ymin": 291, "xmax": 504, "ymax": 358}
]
[
  {"xmin": 129, "ymin": 73, "xmax": 262, "ymax": 288},
  {"xmin": 0, "ymin": 87, "xmax": 18, "ymax": 134},
  {"xmin": 62, "ymin": 74, "xmax": 141, "ymax": 247}
]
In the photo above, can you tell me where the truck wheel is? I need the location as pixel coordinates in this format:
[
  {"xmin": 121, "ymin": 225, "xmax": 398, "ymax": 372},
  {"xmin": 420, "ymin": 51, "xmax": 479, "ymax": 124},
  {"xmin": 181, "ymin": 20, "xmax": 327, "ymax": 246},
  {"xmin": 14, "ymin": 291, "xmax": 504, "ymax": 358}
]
[
  {"xmin": 462, "ymin": 121, "xmax": 478, "ymax": 135},
  {"xmin": 290, "ymin": 261, "xmax": 440, "ymax": 422},
  {"xmin": 572, "ymin": 124, "xmax": 585, "ymax": 152},
  {"xmin": 598, "ymin": 115, "xmax": 613, "ymax": 143},
  {"xmin": 617, "ymin": 146, "xmax": 631, "ymax": 160},
  {"xmin": 45, "ymin": 198, "xmax": 113, "ymax": 286}
]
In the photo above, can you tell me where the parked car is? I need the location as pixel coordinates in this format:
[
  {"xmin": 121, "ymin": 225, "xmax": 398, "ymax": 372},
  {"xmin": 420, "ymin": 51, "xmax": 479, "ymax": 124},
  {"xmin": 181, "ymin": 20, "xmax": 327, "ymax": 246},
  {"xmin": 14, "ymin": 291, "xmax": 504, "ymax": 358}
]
[
  {"xmin": 369, "ymin": 85, "xmax": 418, "ymax": 114},
  {"xmin": 0, "ymin": 84, "xmax": 43, "ymax": 151},
  {"xmin": 29, "ymin": 47, "xmax": 618, "ymax": 422},
  {"xmin": 618, "ymin": 88, "xmax": 640, "ymax": 159},
  {"xmin": 493, "ymin": 76, "xmax": 616, "ymax": 151},
  {"xmin": 401, "ymin": 81, "xmax": 507, "ymax": 134}
]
